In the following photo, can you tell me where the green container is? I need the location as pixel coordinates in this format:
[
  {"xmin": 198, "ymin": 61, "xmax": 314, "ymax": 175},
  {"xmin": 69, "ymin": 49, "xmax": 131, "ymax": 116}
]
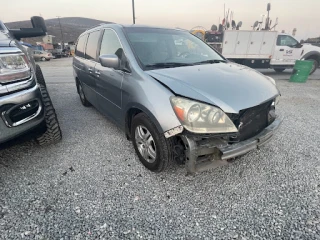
[{"xmin": 289, "ymin": 60, "xmax": 313, "ymax": 83}]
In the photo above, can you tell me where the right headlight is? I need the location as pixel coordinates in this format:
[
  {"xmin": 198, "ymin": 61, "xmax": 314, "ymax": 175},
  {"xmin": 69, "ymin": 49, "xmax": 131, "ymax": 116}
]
[
  {"xmin": 0, "ymin": 54, "xmax": 31, "ymax": 84},
  {"xmin": 170, "ymin": 96, "xmax": 238, "ymax": 134}
]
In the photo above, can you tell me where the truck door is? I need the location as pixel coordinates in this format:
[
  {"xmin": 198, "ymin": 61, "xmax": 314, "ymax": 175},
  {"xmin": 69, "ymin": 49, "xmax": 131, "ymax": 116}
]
[{"xmin": 271, "ymin": 35, "xmax": 303, "ymax": 66}]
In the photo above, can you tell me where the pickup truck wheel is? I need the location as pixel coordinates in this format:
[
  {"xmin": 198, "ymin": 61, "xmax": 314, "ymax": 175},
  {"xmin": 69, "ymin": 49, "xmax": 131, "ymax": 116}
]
[
  {"xmin": 308, "ymin": 59, "xmax": 319, "ymax": 75},
  {"xmin": 35, "ymin": 64, "xmax": 46, "ymax": 88},
  {"xmin": 35, "ymin": 85, "xmax": 62, "ymax": 145},
  {"xmin": 131, "ymin": 113, "xmax": 174, "ymax": 172},
  {"xmin": 77, "ymin": 81, "xmax": 91, "ymax": 107},
  {"xmin": 274, "ymin": 68, "xmax": 286, "ymax": 73}
]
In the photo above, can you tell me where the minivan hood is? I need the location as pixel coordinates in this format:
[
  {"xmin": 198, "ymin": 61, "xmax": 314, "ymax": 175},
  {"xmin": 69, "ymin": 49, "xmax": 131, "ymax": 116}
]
[{"xmin": 147, "ymin": 62, "xmax": 280, "ymax": 113}]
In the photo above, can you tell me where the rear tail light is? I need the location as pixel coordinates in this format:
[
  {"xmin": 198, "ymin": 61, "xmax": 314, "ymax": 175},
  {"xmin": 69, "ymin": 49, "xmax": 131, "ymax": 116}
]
[{"xmin": 0, "ymin": 54, "xmax": 31, "ymax": 84}]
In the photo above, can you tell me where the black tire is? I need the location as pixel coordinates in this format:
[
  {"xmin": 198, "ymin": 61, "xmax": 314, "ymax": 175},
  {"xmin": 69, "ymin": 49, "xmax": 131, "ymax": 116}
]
[
  {"xmin": 307, "ymin": 58, "xmax": 319, "ymax": 75},
  {"xmin": 35, "ymin": 64, "xmax": 46, "ymax": 88},
  {"xmin": 274, "ymin": 68, "xmax": 286, "ymax": 73},
  {"xmin": 41, "ymin": 57, "xmax": 46, "ymax": 61},
  {"xmin": 45, "ymin": 58, "xmax": 51, "ymax": 61},
  {"xmin": 76, "ymin": 80, "xmax": 91, "ymax": 107},
  {"xmin": 131, "ymin": 113, "xmax": 174, "ymax": 172},
  {"xmin": 35, "ymin": 85, "xmax": 62, "ymax": 145}
]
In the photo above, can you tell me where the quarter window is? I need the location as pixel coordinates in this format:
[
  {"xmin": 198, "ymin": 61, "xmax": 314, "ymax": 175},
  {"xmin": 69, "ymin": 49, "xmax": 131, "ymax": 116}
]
[{"xmin": 85, "ymin": 31, "xmax": 101, "ymax": 61}]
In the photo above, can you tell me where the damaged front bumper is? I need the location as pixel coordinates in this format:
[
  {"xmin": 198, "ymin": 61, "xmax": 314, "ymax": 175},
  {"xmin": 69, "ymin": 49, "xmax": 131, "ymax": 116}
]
[{"xmin": 181, "ymin": 118, "xmax": 283, "ymax": 173}]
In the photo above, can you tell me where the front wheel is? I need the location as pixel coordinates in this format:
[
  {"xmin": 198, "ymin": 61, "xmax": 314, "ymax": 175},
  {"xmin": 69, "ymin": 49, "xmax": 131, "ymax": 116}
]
[
  {"xmin": 35, "ymin": 85, "xmax": 62, "ymax": 145},
  {"xmin": 35, "ymin": 64, "xmax": 46, "ymax": 88},
  {"xmin": 41, "ymin": 57, "xmax": 46, "ymax": 61},
  {"xmin": 131, "ymin": 113, "xmax": 174, "ymax": 172},
  {"xmin": 308, "ymin": 59, "xmax": 319, "ymax": 75}
]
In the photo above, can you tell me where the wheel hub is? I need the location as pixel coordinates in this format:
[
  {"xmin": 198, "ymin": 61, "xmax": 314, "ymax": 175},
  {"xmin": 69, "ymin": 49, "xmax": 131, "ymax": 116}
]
[{"xmin": 135, "ymin": 125, "xmax": 156, "ymax": 163}]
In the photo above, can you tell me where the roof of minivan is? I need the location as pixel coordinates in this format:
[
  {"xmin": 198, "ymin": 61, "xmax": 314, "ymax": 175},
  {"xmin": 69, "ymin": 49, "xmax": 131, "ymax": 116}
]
[{"xmin": 83, "ymin": 23, "xmax": 188, "ymax": 34}]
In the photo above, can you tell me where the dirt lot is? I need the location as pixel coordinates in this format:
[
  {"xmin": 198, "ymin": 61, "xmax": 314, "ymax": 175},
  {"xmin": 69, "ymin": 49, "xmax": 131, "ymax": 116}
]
[{"xmin": 1, "ymin": 58, "xmax": 320, "ymax": 239}]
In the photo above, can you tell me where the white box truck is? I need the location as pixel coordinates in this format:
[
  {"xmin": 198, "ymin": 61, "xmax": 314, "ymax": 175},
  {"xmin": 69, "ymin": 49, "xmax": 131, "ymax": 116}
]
[{"xmin": 207, "ymin": 30, "xmax": 320, "ymax": 74}]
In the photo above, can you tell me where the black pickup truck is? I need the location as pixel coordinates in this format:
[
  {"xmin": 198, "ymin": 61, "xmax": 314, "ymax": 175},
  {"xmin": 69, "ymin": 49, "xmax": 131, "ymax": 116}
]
[{"xmin": 0, "ymin": 16, "xmax": 61, "ymax": 145}]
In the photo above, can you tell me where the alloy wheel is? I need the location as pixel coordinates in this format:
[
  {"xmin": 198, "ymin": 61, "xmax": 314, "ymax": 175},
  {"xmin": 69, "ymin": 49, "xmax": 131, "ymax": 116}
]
[{"xmin": 135, "ymin": 125, "xmax": 157, "ymax": 163}]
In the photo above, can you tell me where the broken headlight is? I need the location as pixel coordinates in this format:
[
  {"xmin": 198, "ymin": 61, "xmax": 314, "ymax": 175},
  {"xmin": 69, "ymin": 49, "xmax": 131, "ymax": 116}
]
[
  {"xmin": 0, "ymin": 54, "xmax": 31, "ymax": 84},
  {"xmin": 170, "ymin": 96, "xmax": 238, "ymax": 134}
]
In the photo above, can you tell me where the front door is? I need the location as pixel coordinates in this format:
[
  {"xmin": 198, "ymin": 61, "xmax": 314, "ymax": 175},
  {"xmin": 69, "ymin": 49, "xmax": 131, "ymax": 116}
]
[
  {"xmin": 271, "ymin": 35, "xmax": 303, "ymax": 66},
  {"xmin": 94, "ymin": 29, "xmax": 124, "ymax": 122}
]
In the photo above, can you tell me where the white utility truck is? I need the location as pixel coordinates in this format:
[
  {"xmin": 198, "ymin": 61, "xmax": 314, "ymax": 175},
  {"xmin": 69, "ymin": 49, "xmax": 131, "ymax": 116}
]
[{"xmin": 206, "ymin": 30, "xmax": 320, "ymax": 74}]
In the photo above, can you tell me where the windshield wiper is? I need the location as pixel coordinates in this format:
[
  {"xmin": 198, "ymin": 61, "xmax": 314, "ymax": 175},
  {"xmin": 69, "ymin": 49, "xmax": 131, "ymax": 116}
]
[
  {"xmin": 193, "ymin": 59, "xmax": 227, "ymax": 65},
  {"xmin": 145, "ymin": 62, "xmax": 194, "ymax": 69}
]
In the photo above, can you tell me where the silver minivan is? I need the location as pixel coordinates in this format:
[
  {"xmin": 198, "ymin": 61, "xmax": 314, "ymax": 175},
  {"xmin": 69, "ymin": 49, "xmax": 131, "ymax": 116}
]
[{"xmin": 73, "ymin": 24, "xmax": 282, "ymax": 173}]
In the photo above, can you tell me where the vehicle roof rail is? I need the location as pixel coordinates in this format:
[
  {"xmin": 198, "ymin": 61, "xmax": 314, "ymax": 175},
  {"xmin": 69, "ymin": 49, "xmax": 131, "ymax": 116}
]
[{"xmin": 85, "ymin": 22, "xmax": 112, "ymax": 32}]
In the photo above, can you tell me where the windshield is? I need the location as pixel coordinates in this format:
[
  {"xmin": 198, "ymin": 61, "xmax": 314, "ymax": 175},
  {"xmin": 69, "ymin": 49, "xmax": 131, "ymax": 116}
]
[{"xmin": 124, "ymin": 27, "xmax": 225, "ymax": 70}]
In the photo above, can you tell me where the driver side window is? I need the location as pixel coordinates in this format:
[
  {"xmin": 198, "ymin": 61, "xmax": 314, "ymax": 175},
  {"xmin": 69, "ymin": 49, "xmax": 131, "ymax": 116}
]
[
  {"xmin": 277, "ymin": 35, "xmax": 299, "ymax": 47},
  {"xmin": 100, "ymin": 29, "xmax": 126, "ymax": 68}
]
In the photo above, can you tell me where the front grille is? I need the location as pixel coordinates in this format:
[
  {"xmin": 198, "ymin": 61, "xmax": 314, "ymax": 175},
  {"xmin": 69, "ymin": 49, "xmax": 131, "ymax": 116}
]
[{"xmin": 230, "ymin": 100, "xmax": 273, "ymax": 141}]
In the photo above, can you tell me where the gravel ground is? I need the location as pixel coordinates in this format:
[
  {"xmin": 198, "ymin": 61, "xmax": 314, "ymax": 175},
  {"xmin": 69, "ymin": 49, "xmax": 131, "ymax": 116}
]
[{"xmin": 1, "ymin": 58, "xmax": 320, "ymax": 239}]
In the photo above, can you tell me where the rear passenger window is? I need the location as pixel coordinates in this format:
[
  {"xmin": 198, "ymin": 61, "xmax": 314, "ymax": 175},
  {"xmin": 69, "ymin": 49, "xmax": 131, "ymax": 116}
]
[
  {"xmin": 75, "ymin": 35, "xmax": 87, "ymax": 58},
  {"xmin": 85, "ymin": 31, "xmax": 101, "ymax": 61},
  {"xmin": 100, "ymin": 29, "xmax": 123, "ymax": 60}
]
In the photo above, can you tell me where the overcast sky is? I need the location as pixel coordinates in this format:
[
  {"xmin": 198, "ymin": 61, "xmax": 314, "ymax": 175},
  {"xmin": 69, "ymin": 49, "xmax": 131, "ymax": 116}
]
[{"xmin": 3, "ymin": 0, "xmax": 319, "ymax": 40}]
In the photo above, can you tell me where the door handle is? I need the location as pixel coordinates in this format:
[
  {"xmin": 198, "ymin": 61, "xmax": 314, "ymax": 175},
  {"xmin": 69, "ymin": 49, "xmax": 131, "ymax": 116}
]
[
  {"xmin": 279, "ymin": 49, "xmax": 284, "ymax": 51},
  {"xmin": 95, "ymin": 70, "xmax": 100, "ymax": 77},
  {"xmin": 88, "ymin": 67, "xmax": 93, "ymax": 73}
]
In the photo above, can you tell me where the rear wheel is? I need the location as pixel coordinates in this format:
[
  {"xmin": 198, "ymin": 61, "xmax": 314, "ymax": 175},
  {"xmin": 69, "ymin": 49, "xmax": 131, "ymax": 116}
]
[
  {"xmin": 131, "ymin": 113, "xmax": 174, "ymax": 172},
  {"xmin": 274, "ymin": 68, "xmax": 286, "ymax": 73},
  {"xmin": 41, "ymin": 57, "xmax": 46, "ymax": 61},
  {"xmin": 77, "ymin": 80, "xmax": 91, "ymax": 107},
  {"xmin": 35, "ymin": 85, "xmax": 62, "ymax": 145}
]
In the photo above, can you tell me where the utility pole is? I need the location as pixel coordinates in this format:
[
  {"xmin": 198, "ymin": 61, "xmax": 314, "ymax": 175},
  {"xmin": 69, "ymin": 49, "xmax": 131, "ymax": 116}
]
[
  {"xmin": 56, "ymin": 16, "xmax": 64, "ymax": 49},
  {"xmin": 132, "ymin": 0, "xmax": 136, "ymax": 24}
]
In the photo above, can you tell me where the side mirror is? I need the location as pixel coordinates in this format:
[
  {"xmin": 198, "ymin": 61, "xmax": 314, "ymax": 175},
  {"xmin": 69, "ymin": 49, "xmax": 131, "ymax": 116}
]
[
  {"xmin": 99, "ymin": 54, "xmax": 120, "ymax": 69},
  {"xmin": 8, "ymin": 16, "xmax": 47, "ymax": 40},
  {"xmin": 31, "ymin": 16, "xmax": 47, "ymax": 33}
]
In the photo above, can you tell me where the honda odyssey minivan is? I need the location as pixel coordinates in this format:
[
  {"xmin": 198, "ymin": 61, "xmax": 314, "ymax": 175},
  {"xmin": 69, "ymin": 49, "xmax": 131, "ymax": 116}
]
[{"xmin": 73, "ymin": 24, "xmax": 282, "ymax": 173}]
